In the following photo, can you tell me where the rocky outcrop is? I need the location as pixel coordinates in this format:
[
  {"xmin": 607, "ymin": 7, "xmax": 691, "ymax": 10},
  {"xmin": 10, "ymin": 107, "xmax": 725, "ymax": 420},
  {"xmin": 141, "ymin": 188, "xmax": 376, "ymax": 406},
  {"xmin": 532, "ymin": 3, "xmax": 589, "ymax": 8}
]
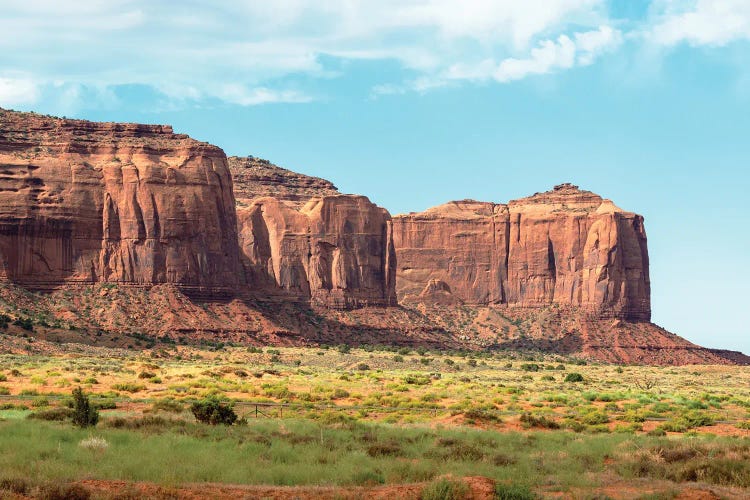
[
  {"xmin": 4, "ymin": 108, "xmax": 741, "ymax": 365},
  {"xmin": 228, "ymin": 156, "xmax": 339, "ymax": 208},
  {"xmin": 392, "ymin": 184, "xmax": 651, "ymax": 321},
  {"xmin": 0, "ymin": 108, "xmax": 240, "ymax": 295},
  {"xmin": 228, "ymin": 156, "xmax": 396, "ymax": 309}
]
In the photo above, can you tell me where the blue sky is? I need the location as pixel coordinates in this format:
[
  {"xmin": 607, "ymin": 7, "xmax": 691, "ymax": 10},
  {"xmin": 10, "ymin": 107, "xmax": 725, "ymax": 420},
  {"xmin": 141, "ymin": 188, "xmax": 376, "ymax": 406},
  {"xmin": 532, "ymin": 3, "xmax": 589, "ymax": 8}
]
[{"xmin": 1, "ymin": 0, "xmax": 749, "ymax": 353}]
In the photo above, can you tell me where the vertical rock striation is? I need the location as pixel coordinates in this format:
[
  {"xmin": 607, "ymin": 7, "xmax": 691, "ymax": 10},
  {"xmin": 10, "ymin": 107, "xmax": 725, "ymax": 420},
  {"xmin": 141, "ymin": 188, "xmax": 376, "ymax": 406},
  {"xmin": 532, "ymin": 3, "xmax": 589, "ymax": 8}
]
[
  {"xmin": 0, "ymin": 108, "xmax": 240, "ymax": 295},
  {"xmin": 392, "ymin": 184, "xmax": 651, "ymax": 320},
  {"xmin": 230, "ymin": 156, "xmax": 396, "ymax": 308}
]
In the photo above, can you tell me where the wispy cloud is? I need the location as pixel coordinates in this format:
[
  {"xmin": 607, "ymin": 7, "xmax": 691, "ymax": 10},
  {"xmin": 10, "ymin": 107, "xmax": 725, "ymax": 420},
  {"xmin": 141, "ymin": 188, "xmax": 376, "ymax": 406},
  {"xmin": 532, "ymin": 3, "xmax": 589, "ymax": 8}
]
[
  {"xmin": 0, "ymin": 1, "xmax": 748, "ymax": 112},
  {"xmin": 648, "ymin": 0, "xmax": 750, "ymax": 47},
  {"xmin": 0, "ymin": 0, "xmax": 612, "ymax": 111},
  {"xmin": 0, "ymin": 77, "xmax": 40, "ymax": 107}
]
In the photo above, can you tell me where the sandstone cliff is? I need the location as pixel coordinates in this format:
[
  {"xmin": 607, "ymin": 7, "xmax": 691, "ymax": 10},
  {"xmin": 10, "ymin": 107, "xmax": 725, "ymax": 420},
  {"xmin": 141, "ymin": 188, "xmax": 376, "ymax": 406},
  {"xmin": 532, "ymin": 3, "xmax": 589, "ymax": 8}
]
[
  {"xmin": 0, "ymin": 108, "xmax": 240, "ymax": 295},
  {"xmin": 230, "ymin": 156, "xmax": 396, "ymax": 308},
  {"xmin": 1, "ymin": 108, "xmax": 742, "ymax": 365},
  {"xmin": 392, "ymin": 184, "xmax": 651, "ymax": 321}
]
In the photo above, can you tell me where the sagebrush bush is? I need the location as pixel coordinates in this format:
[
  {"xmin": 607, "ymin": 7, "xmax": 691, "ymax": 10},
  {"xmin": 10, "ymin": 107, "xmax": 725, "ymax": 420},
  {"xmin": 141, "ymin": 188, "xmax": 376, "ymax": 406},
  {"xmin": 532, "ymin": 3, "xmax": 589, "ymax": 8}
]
[
  {"xmin": 78, "ymin": 436, "xmax": 109, "ymax": 453},
  {"xmin": 520, "ymin": 412, "xmax": 560, "ymax": 429},
  {"xmin": 28, "ymin": 408, "xmax": 74, "ymax": 422}
]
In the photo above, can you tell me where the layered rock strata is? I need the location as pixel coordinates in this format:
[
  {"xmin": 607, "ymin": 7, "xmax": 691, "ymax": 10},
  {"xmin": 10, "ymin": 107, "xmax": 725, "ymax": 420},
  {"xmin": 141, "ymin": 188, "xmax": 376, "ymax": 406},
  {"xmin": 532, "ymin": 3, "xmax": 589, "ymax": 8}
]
[
  {"xmin": 231, "ymin": 157, "xmax": 396, "ymax": 309},
  {"xmin": 0, "ymin": 109, "xmax": 240, "ymax": 294},
  {"xmin": 392, "ymin": 184, "xmax": 651, "ymax": 321},
  {"xmin": 228, "ymin": 156, "xmax": 339, "ymax": 207}
]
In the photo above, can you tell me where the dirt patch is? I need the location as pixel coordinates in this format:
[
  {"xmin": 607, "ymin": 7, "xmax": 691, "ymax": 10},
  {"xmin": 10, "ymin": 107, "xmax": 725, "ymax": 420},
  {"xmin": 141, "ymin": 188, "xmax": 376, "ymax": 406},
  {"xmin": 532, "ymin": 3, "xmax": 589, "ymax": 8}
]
[{"xmin": 74, "ymin": 476, "xmax": 496, "ymax": 500}]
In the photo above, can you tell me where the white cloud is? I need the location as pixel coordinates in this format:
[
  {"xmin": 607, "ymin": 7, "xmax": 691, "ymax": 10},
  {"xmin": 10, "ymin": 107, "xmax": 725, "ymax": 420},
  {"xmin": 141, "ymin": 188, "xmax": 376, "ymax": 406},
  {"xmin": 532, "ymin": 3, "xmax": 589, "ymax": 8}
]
[
  {"xmin": 439, "ymin": 26, "xmax": 620, "ymax": 84},
  {"xmin": 0, "ymin": 0, "xmax": 616, "ymax": 110},
  {"xmin": 650, "ymin": 0, "xmax": 750, "ymax": 46},
  {"xmin": 495, "ymin": 35, "xmax": 578, "ymax": 82},
  {"xmin": 215, "ymin": 85, "xmax": 313, "ymax": 106},
  {"xmin": 0, "ymin": 77, "xmax": 40, "ymax": 107}
]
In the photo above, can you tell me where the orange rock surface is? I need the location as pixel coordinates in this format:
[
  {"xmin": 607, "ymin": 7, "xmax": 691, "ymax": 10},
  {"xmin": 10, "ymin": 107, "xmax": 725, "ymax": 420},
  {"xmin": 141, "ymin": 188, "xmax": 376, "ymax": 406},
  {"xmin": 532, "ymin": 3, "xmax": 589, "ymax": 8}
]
[
  {"xmin": 0, "ymin": 108, "xmax": 743, "ymax": 365},
  {"xmin": 392, "ymin": 184, "xmax": 651, "ymax": 320},
  {"xmin": 0, "ymin": 108, "xmax": 240, "ymax": 295},
  {"xmin": 236, "ymin": 194, "xmax": 396, "ymax": 309},
  {"xmin": 228, "ymin": 156, "xmax": 339, "ymax": 207}
]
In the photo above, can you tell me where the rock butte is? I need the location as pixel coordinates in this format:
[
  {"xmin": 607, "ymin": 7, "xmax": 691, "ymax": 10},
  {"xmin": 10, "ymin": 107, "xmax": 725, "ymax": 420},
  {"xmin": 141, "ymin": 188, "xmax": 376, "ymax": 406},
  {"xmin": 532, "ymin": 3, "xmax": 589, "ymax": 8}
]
[
  {"xmin": 0, "ymin": 108, "xmax": 745, "ymax": 365},
  {"xmin": 392, "ymin": 184, "xmax": 651, "ymax": 321},
  {"xmin": 0, "ymin": 108, "xmax": 239, "ymax": 296},
  {"xmin": 229, "ymin": 155, "xmax": 397, "ymax": 308}
]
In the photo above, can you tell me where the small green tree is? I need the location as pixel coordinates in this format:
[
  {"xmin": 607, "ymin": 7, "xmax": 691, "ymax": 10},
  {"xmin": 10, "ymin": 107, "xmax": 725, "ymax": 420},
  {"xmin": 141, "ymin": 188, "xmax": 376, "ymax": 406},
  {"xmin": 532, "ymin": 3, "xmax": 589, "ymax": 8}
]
[
  {"xmin": 190, "ymin": 398, "xmax": 237, "ymax": 425},
  {"xmin": 71, "ymin": 387, "xmax": 99, "ymax": 428}
]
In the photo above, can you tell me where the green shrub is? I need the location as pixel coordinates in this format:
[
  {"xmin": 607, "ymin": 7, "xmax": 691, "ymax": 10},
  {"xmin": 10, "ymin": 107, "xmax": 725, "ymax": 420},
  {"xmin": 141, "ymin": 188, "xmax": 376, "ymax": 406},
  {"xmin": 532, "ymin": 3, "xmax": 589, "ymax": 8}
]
[
  {"xmin": 150, "ymin": 399, "xmax": 184, "ymax": 413},
  {"xmin": 366, "ymin": 441, "xmax": 403, "ymax": 457},
  {"xmin": 12, "ymin": 318, "xmax": 33, "ymax": 331},
  {"xmin": 28, "ymin": 408, "xmax": 75, "ymax": 421},
  {"xmin": 94, "ymin": 399, "xmax": 117, "ymax": 410},
  {"xmin": 332, "ymin": 388, "xmax": 350, "ymax": 399},
  {"xmin": 190, "ymin": 398, "xmax": 237, "ymax": 425},
  {"xmin": 71, "ymin": 388, "xmax": 99, "ymax": 428},
  {"xmin": 112, "ymin": 383, "xmax": 145, "ymax": 393},
  {"xmin": 420, "ymin": 478, "xmax": 469, "ymax": 500},
  {"xmin": 564, "ymin": 373, "xmax": 584, "ymax": 383},
  {"xmin": 404, "ymin": 374, "xmax": 431, "ymax": 385},
  {"xmin": 520, "ymin": 412, "xmax": 559, "ymax": 429},
  {"xmin": 660, "ymin": 411, "xmax": 714, "ymax": 432},
  {"xmin": 463, "ymin": 407, "xmax": 500, "ymax": 422},
  {"xmin": 581, "ymin": 411, "xmax": 609, "ymax": 425},
  {"xmin": 495, "ymin": 483, "xmax": 537, "ymax": 500},
  {"xmin": 520, "ymin": 363, "xmax": 540, "ymax": 372},
  {"xmin": 31, "ymin": 396, "xmax": 49, "ymax": 407}
]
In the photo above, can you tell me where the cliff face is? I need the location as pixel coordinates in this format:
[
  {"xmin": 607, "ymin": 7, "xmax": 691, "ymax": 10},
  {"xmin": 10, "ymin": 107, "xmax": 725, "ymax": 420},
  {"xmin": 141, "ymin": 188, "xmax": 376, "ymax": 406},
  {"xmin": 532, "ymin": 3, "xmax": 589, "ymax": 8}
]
[
  {"xmin": 0, "ymin": 109, "xmax": 744, "ymax": 364},
  {"xmin": 231, "ymin": 157, "xmax": 396, "ymax": 308},
  {"xmin": 0, "ymin": 109, "xmax": 240, "ymax": 294},
  {"xmin": 392, "ymin": 184, "xmax": 651, "ymax": 321}
]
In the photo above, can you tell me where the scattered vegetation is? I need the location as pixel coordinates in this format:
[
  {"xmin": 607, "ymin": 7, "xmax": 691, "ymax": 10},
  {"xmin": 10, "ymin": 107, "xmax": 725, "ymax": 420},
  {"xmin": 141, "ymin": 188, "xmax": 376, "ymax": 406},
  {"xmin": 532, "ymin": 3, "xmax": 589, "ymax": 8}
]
[{"xmin": 0, "ymin": 345, "xmax": 748, "ymax": 497}]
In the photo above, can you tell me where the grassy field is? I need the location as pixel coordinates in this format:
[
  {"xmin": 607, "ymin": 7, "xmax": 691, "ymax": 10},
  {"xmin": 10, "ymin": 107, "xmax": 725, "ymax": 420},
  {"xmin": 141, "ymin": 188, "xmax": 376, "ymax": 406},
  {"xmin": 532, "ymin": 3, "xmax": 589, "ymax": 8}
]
[{"xmin": 1, "ymin": 344, "xmax": 750, "ymax": 498}]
